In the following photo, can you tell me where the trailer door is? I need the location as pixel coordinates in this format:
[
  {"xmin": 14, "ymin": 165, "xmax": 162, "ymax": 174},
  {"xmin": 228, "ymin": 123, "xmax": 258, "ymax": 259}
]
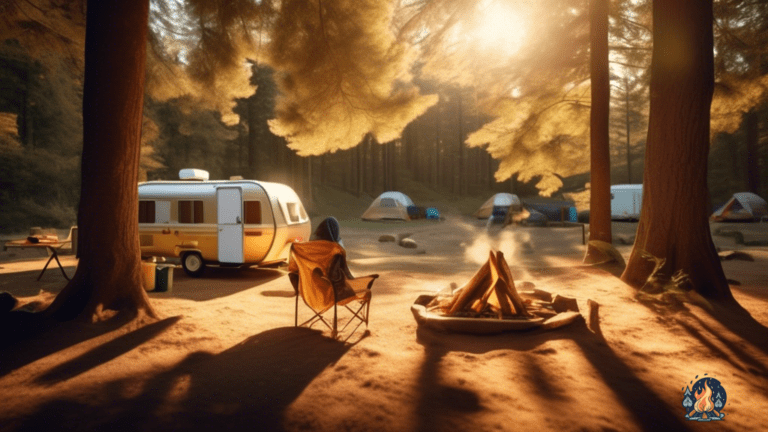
[{"xmin": 217, "ymin": 187, "xmax": 244, "ymax": 263}]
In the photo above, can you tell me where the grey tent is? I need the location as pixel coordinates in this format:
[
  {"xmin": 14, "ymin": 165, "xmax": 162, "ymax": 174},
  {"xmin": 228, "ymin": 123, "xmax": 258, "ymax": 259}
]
[
  {"xmin": 361, "ymin": 191, "xmax": 413, "ymax": 221},
  {"xmin": 473, "ymin": 193, "xmax": 522, "ymax": 219},
  {"xmin": 711, "ymin": 192, "xmax": 768, "ymax": 222}
]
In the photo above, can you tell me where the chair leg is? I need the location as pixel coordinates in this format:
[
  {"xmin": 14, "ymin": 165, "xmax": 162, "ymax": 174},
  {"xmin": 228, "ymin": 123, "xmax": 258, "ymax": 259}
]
[
  {"xmin": 365, "ymin": 298, "xmax": 370, "ymax": 327},
  {"xmin": 332, "ymin": 303, "xmax": 338, "ymax": 339}
]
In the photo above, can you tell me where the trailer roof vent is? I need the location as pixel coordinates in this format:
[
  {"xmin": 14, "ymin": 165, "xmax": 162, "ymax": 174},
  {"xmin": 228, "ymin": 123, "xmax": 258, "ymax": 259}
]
[
  {"xmin": 229, "ymin": 175, "xmax": 244, "ymax": 180},
  {"xmin": 179, "ymin": 168, "xmax": 209, "ymax": 181}
]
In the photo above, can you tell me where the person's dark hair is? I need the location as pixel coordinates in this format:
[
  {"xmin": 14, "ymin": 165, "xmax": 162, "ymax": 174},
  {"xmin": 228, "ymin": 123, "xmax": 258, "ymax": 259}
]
[{"xmin": 313, "ymin": 217, "xmax": 343, "ymax": 245}]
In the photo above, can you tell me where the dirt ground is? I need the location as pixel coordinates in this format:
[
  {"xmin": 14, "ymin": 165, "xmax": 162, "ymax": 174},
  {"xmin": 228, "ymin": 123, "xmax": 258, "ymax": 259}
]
[{"xmin": 1, "ymin": 214, "xmax": 767, "ymax": 432}]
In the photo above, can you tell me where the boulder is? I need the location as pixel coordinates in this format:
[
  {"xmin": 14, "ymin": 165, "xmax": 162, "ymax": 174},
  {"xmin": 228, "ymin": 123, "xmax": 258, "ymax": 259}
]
[{"xmin": 378, "ymin": 234, "xmax": 396, "ymax": 242}]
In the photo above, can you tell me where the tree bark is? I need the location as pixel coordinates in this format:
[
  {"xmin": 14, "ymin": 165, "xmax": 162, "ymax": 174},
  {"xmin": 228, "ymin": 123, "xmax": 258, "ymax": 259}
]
[
  {"xmin": 745, "ymin": 109, "xmax": 760, "ymax": 194},
  {"xmin": 584, "ymin": 0, "xmax": 612, "ymax": 262},
  {"xmin": 47, "ymin": 0, "xmax": 155, "ymax": 321},
  {"xmin": 625, "ymin": 76, "xmax": 632, "ymax": 184},
  {"xmin": 247, "ymin": 94, "xmax": 260, "ymax": 179},
  {"xmin": 356, "ymin": 144, "xmax": 363, "ymax": 197},
  {"xmin": 621, "ymin": 0, "xmax": 732, "ymax": 301},
  {"xmin": 457, "ymin": 90, "xmax": 464, "ymax": 195}
]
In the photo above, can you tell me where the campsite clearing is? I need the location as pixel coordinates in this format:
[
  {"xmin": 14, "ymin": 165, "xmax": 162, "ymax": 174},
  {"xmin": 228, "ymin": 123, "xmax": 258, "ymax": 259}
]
[{"xmin": 1, "ymin": 215, "xmax": 767, "ymax": 432}]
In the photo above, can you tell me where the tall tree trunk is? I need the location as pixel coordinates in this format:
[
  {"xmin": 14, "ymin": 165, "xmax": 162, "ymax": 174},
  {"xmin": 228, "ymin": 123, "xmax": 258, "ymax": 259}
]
[
  {"xmin": 434, "ymin": 109, "xmax": 440, "ymax": 188},
  {"xmin": 370, "ymin": 139, "xmax": 375, "ymax": 193},
  {"xmin": 305, "ymin": 156, "xmax": 313, "ymax": 210},
  {"xmin": 247, "ymin": 94, "xmax": 260, "ymax": 179},
  {"xmin": 625, "ymin": 76, "xmax": 632, "ymax": 184},
  {"xmin": 389, "ymin": 141, "xmax": 397, "ymax": 191},
  {"xmin": 383, "ymin": 141, "xmax": 390, "ymax": 190},
  {"xmin": 745, "ymin": 109, "xmax": 760, "ymax": 194},
  {"xmin": 621, "ymin": 0, "xmax": 732, "ymax": 301},
  {"xmin": 47, "ymin": 0, "xmax": 155, "ymax": 321},
  {"xmin": 487, "ymin": 153, "xmax": 493, "ymax": 189},
  {"xmin": 320, "ymin": 154, "xmax": 326, "ymax": 186},
  {"xmin": 356, "ymin": 144, "xmax": 363, "ymax": 198},
  {"xmin": 584, "ymin": 0, "xmax": 612, "ymax": 262},
  {"xmin": 457, "ymin": 90, "xmax": 464, "ymax": 195}
]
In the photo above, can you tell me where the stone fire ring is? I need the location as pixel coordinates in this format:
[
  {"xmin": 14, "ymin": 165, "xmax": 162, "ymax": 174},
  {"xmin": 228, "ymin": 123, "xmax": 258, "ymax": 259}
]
[{"xmin": 411, "ymin": 295, "xmax": 545, "ymax": 335}]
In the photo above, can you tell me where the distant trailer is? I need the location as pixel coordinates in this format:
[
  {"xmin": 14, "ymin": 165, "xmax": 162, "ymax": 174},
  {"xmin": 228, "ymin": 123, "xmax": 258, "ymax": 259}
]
[
  {"xmin": 611, "ymin": 184, "xmax": 642, "ymax": 221},
  {"xmin": 138, "ymin": 169, "xmax": 311, "ymax": 277}
]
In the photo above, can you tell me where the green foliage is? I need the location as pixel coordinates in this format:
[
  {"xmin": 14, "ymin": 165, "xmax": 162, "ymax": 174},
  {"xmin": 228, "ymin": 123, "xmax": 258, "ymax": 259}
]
[
  {"xmin": 144, "ymin": 99, "xmax": 238, "ymax": 182},
  {"xmin": 0, "ymin": 41, "xmax": 81, "ymax": 232},
  {"xmin": 0, "ymin": 147, "xmax": 78, "ymax": 231}
]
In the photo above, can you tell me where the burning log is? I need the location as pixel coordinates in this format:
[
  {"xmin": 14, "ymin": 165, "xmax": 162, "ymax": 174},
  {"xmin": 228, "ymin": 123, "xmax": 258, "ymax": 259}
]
[
  {"xmin": 445, "ymin": 258, "xmax": 491, "ymax": 315},
  {"xmin": 444, "ymin": 250, "xmax": 531, "ymax": 318}
]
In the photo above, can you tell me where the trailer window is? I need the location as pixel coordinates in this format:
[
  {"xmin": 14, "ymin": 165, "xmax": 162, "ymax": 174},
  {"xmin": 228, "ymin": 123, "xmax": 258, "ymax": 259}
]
[
  {"xmin": 284, "ymin": 201, "xmax": 307, "ymax": 223},
  {"xmin": 139, "ymin": 201, "xmax": 155, "ymax": 223},
  {"xmin": 244, "ymin": 201, "xmax": 261, "ymax": 224},
  {"xmin": 179, "ymin": 200, "xmax": 204, "ymax": 223}
]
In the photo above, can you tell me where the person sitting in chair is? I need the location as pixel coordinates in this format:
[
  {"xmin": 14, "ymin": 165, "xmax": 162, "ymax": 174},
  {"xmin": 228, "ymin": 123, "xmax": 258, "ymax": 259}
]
[{"xmin": 311, "ymin": 216, "xmax": 344, "ymax": 248}]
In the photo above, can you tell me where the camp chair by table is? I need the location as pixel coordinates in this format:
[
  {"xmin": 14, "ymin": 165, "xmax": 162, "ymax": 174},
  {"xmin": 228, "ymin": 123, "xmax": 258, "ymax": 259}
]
[{"xmin": 288, "ymin": 241, "xmax": 378, "ymax": 340}]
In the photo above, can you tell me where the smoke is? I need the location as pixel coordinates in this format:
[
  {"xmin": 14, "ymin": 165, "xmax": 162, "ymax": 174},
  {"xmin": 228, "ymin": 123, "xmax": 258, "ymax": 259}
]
[{"xmin": 464, "ymin": 229, "xmax": 531, "ymax": 265}]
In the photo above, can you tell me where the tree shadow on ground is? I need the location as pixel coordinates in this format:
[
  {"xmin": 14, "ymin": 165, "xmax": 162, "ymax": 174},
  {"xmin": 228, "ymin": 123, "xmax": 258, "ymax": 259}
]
[
  {"xmin": 168, "ymin": 268, "xmax": 285, "ymax": 301},
  {"xmin": 0, "ymin": 268, "xmax": 74, "ymax": 297},
  {"xmin": 707, "ymin": 301, "xmax": 768, "ymax": 357},
  {"xmin": 0, "ymin": 310, "xmax": 140, "ymax": 378},
  {"xmin": 34, "ymin": 316, "xmax": 182, "ymax": 385},
  {"xmin": 414, "ymin": 322, "xmax": 691, "ymax": 432},
  {"xmin": 11, "ymin": 327, "xmax": 349, "ymax": 432}
]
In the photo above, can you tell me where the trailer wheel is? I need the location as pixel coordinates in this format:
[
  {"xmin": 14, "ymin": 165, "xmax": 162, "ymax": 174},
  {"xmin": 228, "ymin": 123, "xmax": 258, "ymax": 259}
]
[{"xmin": 182, "ymin": 252, "xmax": 205, "ymax": 277}]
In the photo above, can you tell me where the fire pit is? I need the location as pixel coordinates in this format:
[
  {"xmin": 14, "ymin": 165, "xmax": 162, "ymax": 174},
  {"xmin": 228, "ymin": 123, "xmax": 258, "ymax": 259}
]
[{"xmin": 411, "ymin": 250, "xmax": 586, "ymax": 334}]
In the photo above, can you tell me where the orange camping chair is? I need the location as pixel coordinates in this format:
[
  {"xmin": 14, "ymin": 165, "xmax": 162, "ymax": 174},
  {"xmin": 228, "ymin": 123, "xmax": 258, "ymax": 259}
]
[{"xmin": 288, "ymin": 240, "xmax": 378, "ymax": 340}]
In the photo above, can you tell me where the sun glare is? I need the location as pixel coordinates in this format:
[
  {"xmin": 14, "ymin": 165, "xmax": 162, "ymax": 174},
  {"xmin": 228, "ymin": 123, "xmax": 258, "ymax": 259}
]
[{"xmin": 472, "ymin": 0, "xmax": 529, "ymax": 58}]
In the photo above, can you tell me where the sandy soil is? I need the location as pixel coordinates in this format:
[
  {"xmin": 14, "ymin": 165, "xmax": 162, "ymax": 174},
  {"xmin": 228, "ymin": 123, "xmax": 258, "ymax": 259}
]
[{"xmin": 1, "ymin": 214, "xmax": 767, "ymax": 432}]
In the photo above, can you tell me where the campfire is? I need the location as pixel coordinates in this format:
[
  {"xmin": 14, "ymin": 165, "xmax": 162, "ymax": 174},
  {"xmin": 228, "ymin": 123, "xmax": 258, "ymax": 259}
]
[
  {"xmin": 427, "ymin": 250, "xmax": 532, "ymax": 319},
  {"xmin": 414, "ymin": 250, "xmax": 597, "ymax": 333}
]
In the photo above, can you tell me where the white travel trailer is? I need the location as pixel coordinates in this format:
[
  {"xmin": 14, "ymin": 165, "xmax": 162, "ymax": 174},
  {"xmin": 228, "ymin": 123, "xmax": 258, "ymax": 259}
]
[
  {"xmin": 138, "ymin": 169, "xmax": 311, "ymax": 277},
  {"xmin": 611, "ymin": 184, "xmax": 643, "ymax": 221}
]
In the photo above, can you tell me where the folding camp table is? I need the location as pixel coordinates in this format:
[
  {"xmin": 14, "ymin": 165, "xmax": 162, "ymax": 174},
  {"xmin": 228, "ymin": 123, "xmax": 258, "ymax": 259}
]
[{"xmin": 3, "ymin": 239, "xmax": 72, "ymax": 281}]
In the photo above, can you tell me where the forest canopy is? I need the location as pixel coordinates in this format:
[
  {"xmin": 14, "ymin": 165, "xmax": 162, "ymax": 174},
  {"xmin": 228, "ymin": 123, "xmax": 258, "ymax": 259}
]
[{"xmin": 1, "ymin": 0, "xmax": 767, "ymax": 230}]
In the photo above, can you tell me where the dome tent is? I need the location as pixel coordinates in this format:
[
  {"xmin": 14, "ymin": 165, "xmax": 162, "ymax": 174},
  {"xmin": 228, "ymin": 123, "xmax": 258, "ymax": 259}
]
[
  {"xmin": 473, "ymin": 193, "xmax": 522, "ymax": 219},
  {"xmin": 711, "ymin": 192, "xmax": 768, "ymax": 222},
  {"xmin": 361, "ymin": 191, "xmax": 414, "ymax": 221},
  {"xmin": 378, "ymin": 191, "xmax": 414, "ymax": 207}
]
